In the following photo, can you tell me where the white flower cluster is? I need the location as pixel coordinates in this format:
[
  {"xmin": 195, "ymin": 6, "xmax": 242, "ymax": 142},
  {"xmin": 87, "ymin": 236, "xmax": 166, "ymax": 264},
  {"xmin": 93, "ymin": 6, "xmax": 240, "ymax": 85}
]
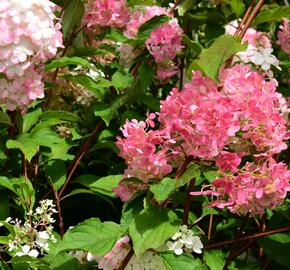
[
  {"xmin": 3, "ymin": 199, "xmax": 57, "ymax": 258},
  {"xmin": 237, "ymin": 46, "xmax": 281, "ymax": 73},
  {"xmin": 166, "ymin": 225, "xmax": 203, "ymax": 255}
]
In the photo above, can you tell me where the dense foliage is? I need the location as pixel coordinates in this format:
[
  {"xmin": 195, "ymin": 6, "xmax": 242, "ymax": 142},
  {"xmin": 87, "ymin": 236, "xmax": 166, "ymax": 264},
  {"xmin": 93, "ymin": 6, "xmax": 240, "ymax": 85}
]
[{"xmin": 0, "ymin": 0, "xmax": 289, "ymax": 269}]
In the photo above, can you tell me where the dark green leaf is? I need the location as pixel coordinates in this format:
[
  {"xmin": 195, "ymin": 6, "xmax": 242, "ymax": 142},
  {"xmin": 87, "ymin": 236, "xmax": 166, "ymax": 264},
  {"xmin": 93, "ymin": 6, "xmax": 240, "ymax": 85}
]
[
  {"xmin": 62, "ymin": 0, "xmax": 84, "ymax": 40},
  {"xmin": 45, "ymin": 160, "xmax": 66, "ymax": 191},
  {"xmin": 45, "ymin": 57, "xmax": 91, "ymax": 72},
  {"xmin": 51, "ymin": 218, "xmax": 123, "ymax": 256},
  {"xmin": 77, "ymin": 174, "xmax": 122, "ymax": 197},
  {"xmin": 0, "ymin": 111, "xmax": 11, "ymax": 126},
  {"xmin": 258, "ymin": 234, "xmax": 290, "ymax": 267}
]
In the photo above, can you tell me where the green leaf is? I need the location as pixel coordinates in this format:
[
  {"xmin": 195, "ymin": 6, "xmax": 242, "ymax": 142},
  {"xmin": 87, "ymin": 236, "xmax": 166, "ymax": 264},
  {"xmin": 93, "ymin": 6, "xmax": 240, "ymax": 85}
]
[
  {"xmin": 22, "ymin": 107, "xmax": 42, "ymax": 133},
  {"xmin": 150, "ymin": 178, "xmax": 176, "ymax": 203},
  {"xmin": 39, "ymin": 110, "xmax": 82, "ymax": 123},
  {"xmin": 0, "ymin": 111, "xmax": 11, "ymax": 126},
  {"xmin": 93, "ymin": 96, "xmax": 123, "ymax": 126},
  {"xmin": 111, "ymin": 71, "xmax": 134, "ymax": 90},
  {"xmin": 77, "ymin": 174, "xmax": 122, "ymax": 197},
  {"xmin": 227, "ymin": 0, "xmax": 245, "ymax": 17},
  {"xmin": 178, "ymin": 0, "xmax": 195, "ymax": 16},
  {"xmin": 204, "ymin": 250, "xmax": 226, "ymax": 270},
  {"xmin": 45, "ymin": 57, "xmax": 91, "ymax": 72},
  {"xmin": 45, "ymin": 160, "xmax": 66, "ymax": 191},
  {"xmin": 189, "ymin": 34, "xmax": 246, "ymax": 81},
  {"xmin": 176, "ymin": 163, "xmax": 200, "ymax": 187},
  {"xmin": 51, "ymin": 218, "xmax": 123, "ymax": 256},
  {"xmin": 137, "ymin": 15, "xmax": 171, "ymax": 41},
  {"xmin": 252, "ymin": 5, "xmax": 290, "ymax": 25},
  {"xmin": 140, "ymin": 94, "xmax": 160, "ymax": 112},
  {"xmin": 188, "ymin": 8, "xmax": 226, "ymax": 25},
  {"xmin": 161, "ymin": 252, "xmax": 207, "ymax": 270},
  {"xmin": 63, "ymin": 74, "xmax": 110, "ymax": 99},
  {"xmin": 6, "ymin": 134, "xmax": 38, "ymax": 162},
  {"xmin": 129, "ymin": 206, "xmax": 180, "ymax": 256},
  {"xmin": 203, "ymin": 171, "xmax": 218, "ymax": 183},
  {"xmin": 62, "ymin": 0, "xmax": 85, "ymax": 40},
  {"xmin": 258, "ymin": 234, "xmax": 290, "ymax": 267},
  {"xmin": 50, "ymin": 252, "xmax": 81, "ymax": 270}
]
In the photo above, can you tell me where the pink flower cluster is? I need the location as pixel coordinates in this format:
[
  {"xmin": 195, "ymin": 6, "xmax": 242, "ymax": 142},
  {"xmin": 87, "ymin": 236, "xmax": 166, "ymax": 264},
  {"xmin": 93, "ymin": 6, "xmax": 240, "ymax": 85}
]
[
  {"xmin": 115, "ymin": 64, "xmax": 288, "ymax": 205},
  {"xmin": 195, "ymin": 159, "xmax": 290, "ymax": 216},
  {"xmin": 0, "ymin": 66, "xmax": 44, "ymax": 111},
  {"xmin": 83, "ymin": 0, "xmax": 129, "ymax": 29},
  {"xmin": 124, "ymin": 6, "xmax": 183, "ymax": 81},
  {"xmin": 277, "ymin": 18, "xmax": 290, "ymax": 55},
  {"xmin": 87, "ymin": 235, "xmax": 130, "ymax": 269},
  {"xmin": 0, "ymin": 0, "xmax": 63, "ymax": 110}
]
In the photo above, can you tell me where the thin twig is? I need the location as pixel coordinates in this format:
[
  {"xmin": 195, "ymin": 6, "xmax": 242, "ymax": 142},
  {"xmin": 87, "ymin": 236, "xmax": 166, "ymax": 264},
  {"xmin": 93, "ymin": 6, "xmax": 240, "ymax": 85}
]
[
  {"xmin": 59, "ymin": 121, "xmax": 102, "ymax": 198},
  {"xmin": 117, "ymin": 248, "xmax": 134, "ymax": 270},
  {"xmin": 49, "ymin": 178, "xmax": 65, "ymax": 238},
  {"xmin": 175, "ymin": 156, "xmax": 192, "ymax": 179},
  {"xmin": 223, "ymin": 213, "xmax": 250, "ymax": 270},
  {"xmin": 206, "ymin": 226, "xmax": 290, "ymax": 250},
  {"xmin": 240, "ymin": 0, "xmax": 265, "ymax": 38},
  {"xmin": 182, "ymin": 178, "xmax": 195, "ymax": 225},
  {"xmin": 207, "ymin": 214, "xmax": 213, "ymax": 241},
  {"xmin": 234, "ymin": 0, "xmax": 256, "ymax": 36}
]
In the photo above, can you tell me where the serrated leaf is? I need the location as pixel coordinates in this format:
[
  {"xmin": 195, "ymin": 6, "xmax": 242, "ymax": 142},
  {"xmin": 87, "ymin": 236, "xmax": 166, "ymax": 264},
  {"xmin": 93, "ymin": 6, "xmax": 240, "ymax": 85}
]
[
  {"xmin": 189, "ymin": 34, "xmax": 246, "ymax": 81},
  {"xmin": 150, "ymin": 178, "xmax": 176, "ymax": 203},
  {"xmin": 77, "ymin": 174, "xmax": 122, "ymax": 197},
  {"xmin": 22, "ymin": 108, "xmax": 42, "ymax": 133},
  {"xmin": 45, "ymin": 57, "xmax": 91, "ymax": 72},
  {"xmin": 204, "ymin": 250, "xmax": 226, "ymax": 270},
  {"xmin": 6, "ymin": 134, "xmax": 38, "ymax": 162},
  {"xmin": 161, "ymin": 252, "xmax": 207, "ymax": 270},
  {"xmin": 51, "ymin": 218, "xmax": 123, "ymax": 256},
  {"xmin": 129, "ymin": 206, "xmax": 180, "ymax": 256}
]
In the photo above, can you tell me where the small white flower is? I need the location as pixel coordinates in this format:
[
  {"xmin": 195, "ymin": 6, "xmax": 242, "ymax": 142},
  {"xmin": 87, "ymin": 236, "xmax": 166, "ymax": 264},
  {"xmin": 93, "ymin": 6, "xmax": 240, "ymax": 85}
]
[
  {"xmin": 15, "ymin": 245, "xmax": 39, "ymax": 258},
  {"xmin": 191, "ymin": 236, "xmax": 204, "ymax": 254},
  {"xmin": 166, "ymin": 240, "xmax": 184, "ymax": 255}
]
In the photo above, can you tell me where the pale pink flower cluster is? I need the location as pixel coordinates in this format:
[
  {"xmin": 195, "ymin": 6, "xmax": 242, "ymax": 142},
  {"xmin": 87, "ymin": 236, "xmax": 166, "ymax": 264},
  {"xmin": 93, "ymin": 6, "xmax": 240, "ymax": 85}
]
[
  {"xmin": 124, "ymin": 6, "xmax": 183, "ymax": 81},
  {"xmin": 83, "ymin": 0, "xmax": 129, "ymax": 29},
  {"xmin": 87, "ymin": 235, "xmax": 130, "ymax": 269},
  {"xmin": 116, "ymin": 64, "xmax": 288, "ymax": 203},
  {"xmin": 277, "ymin": 18, "xmax": 290, "ymax": 55},
  {"xmin": 0, "ymin": 66, "xmax": 44, "ymax": 111},
  {"xmin": 196, "ymin": 159, "xmax": 290, "ymax": 216},
  {"xmin": 0, "ymin": 0, "xmax": 63, "ymax": 110},
  {"xmin": 225, "ymin": 21, "xmax": 280, "ymax": 72}
]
